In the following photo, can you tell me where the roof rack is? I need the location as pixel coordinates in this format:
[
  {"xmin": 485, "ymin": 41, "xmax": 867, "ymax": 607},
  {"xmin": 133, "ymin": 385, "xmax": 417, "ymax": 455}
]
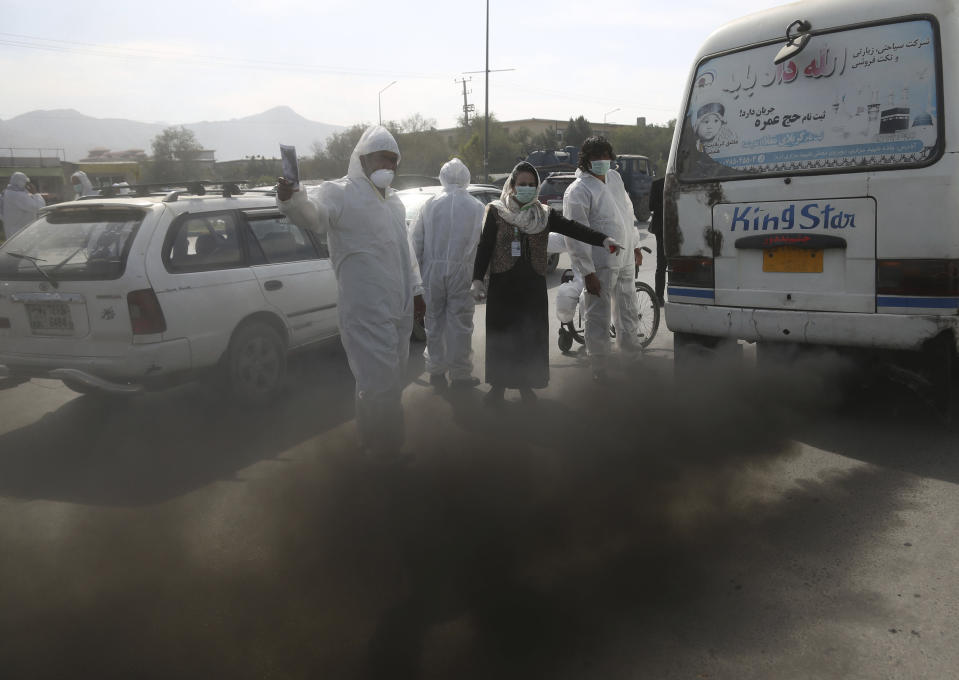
[{"xmin": 92, "ymin": 180, "xmax": 252, "ymax": 200}]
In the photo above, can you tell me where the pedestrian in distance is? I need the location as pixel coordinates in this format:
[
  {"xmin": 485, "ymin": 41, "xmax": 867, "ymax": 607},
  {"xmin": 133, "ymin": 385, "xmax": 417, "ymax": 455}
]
[
  {"xmin": 472, "ymin": 161, "xmax": 623, "ymax": 405},
  {"xmin": 1, "ymin": 172, "xmax": 45, "ymax": 242},
  {"xmin": 648, "ymin": 176, "xmax": 666, "ymax": 306},
  {"xmin": 277, "ymin": 125, "xmax": 426, "ymax": 460},
  {"xmin": 70, "ymin": 171, "xmax": 96, "ymax": 199},
  {"xmin": 409, "ymin": 158, "xmax": 485, "ymax": 390},
  {"xmin": 563, "ymin": 137, "xmax": 644, "ymax": 382}
]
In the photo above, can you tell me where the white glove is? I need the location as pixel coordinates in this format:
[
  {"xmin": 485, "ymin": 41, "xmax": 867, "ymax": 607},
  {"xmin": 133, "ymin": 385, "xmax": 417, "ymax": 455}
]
[
  {"xmin": 470, "ymin": 279, "xmax": 487, "ymax": 302},
  {"xmin": 603, "ymin": 237, "xmax": 624, "ymax": 254}
]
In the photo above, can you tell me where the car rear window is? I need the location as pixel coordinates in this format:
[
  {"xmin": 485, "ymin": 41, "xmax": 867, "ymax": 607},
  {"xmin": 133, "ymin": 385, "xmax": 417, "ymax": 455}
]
[
  {"xmin": 0, "ymin": 207, "xmax": 144, "ymax": 281},
  {"xmin": 677, "ymin": 18, "xmax": 940, "ymax": 181},
  {"xmin": 616, "ymin": 158, "xmax": 649, "ymax": 175},
  {"xmin": 398, "ymin": 191, "xmax": 437, "ymax": 224},
  {"xmin": 540, "ymin": 177, "xmax": 574, "ymax": 196}
]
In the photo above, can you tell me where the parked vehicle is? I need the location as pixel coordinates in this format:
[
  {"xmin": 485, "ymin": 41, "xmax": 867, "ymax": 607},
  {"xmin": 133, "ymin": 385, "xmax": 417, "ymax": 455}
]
[
  {"xmin": 392, "ymin": 174, "xmax": 441, "ymax": 190},
  {"xmin": 0, "ymin": 188, "xmax": 339, "ymax": 403},
  {"xmin": 538, "ymin": 172, "xmax": 577, "ymax": 210},
  {"xmin": 524, "ymin": 147, "xmax": 578, "ymax": 178},
  {"xmin": 665, "ymin": 0, "xmax": 954, "ymax": 407},
  {"xmin": 396, "ymin": 184, "xmax": 501, "ymax": 226}
]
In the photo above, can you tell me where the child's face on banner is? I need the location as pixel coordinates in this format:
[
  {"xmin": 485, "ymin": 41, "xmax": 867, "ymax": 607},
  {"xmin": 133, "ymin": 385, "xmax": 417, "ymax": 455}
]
[{"xmin": 697, "ymin": 113, "xmax": 723, "ymax": 142}]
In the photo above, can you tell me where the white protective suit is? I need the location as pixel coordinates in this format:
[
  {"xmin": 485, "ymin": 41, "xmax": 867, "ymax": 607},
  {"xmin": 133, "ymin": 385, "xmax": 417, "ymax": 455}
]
[
  {"xmin": 1, "ymin": 172, "xmax": 45, "ymax": 241},
  {"xmin": 555, "ymin": 269, "xmax": 584, "ymax": 325},
  {"xmin": 70, "ymin": 171, "xmax": 96, "ymax": 198},
  {"xmin": 277, "ymin": 126, "xmax": 424, "ymax": 452},
  {"xmin": 409, "ymin": 158, "xmax": 484, "ymax": 380},
  {"xmin": 563, "ymin": 168, "xmax": 642, "ymax": 368}
]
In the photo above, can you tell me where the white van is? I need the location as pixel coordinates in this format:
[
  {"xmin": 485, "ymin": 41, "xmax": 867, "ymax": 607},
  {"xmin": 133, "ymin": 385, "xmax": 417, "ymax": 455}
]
[{"xmin": 665, "ymin": 0, "xmax": 955, "ymax": 392}]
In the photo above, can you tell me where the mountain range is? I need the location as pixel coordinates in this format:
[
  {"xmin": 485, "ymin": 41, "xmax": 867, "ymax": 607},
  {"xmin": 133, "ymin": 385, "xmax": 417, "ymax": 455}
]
[{"xmin": 0, "ymin": 106, "xmax": 344, "ymax": 162}]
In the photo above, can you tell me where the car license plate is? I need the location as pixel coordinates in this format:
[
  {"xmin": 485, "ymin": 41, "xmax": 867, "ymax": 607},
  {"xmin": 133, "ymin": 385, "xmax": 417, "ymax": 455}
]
[
  {"xmin": 26, "ymin": 302, "xmax": 74, "ymax": 335},
  {"xmin": 763, "ymin": 247, "xmax": 823, "ymax": 273}
]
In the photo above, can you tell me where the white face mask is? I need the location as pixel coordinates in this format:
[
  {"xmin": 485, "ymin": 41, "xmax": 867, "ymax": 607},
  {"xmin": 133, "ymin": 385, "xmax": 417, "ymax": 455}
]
[
  {"xmin": 370, "ymin": 169, "xmax": 394, "ymax": 189},
  {"xmin": 590, "ymin": 160, "xmax": 611, "ymax": 176}
]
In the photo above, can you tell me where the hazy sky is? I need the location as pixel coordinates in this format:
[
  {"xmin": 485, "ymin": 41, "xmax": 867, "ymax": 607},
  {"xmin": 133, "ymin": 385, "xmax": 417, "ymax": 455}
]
[{"xmin": 2, "ymin": 0, "xmax": 792, "ymax": 128}]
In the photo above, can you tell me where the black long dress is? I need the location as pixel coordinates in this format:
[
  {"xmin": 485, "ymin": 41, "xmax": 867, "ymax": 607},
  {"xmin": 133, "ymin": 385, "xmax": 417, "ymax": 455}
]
[{"xmin": 473, "ymin": 207, "xmax": 608, "ymax": 389}]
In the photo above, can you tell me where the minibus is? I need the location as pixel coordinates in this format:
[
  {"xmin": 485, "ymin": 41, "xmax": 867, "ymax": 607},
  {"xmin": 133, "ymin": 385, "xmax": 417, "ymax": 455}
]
[{"xmin": 664, "ymin": 0, "xmax": 955, "ymax": 402}]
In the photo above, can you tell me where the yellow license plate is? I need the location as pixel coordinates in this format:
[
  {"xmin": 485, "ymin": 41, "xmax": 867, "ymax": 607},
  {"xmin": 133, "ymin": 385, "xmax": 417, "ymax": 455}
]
[{"xmin": 763, "ymin": 247, "xmax": 823, "ymax": 273}]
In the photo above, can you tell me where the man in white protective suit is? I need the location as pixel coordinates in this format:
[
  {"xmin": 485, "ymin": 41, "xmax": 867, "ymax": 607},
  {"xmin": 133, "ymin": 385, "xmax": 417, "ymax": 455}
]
[
  {"xmin": 409, "ymin": 158, "xmax": 485, "ymax": 390},
  {"xmin": 1, "ymin": 172, "xmax": 45, "ymax": 241},
  {"xmin": 563, "ymin": 136, "xmax": 643, "ymax": 381},
  {"xmin": 276, "ymin": 125, "xmax": 425, "ymax": 457}
]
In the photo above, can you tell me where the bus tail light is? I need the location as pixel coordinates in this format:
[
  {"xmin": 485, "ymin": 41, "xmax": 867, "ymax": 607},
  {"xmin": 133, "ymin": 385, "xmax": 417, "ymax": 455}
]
[
  {"xmin": 877, "ymin": 259, "xmax": 959, "ymax": 297},
  {"xmin": 668, "ymin": 256, "xmax": 714, "ymax": 288},
  {"xmin": 127, "ymin": 289, "xmax": 167, "ymax": 335}
]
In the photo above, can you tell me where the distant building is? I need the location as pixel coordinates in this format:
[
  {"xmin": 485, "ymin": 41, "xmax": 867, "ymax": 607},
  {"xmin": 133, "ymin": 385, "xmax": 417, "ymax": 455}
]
[
  {"xmin": 434, "ymin": 117, "xmax": 638, "ymax": 147},
  {"xmin": 0, "ymin": 148, "xmax": 69, "ymax": 201},
  {"xmin": 81, "ymin": 148, "xmax": 148, "ymax": 162}
]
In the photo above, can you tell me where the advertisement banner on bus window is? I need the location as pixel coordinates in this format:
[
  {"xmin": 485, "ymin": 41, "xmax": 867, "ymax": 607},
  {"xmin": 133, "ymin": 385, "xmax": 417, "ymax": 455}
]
[{"xmin": 678, "ymin": 20, "xmax": 939, "ymax": 179}]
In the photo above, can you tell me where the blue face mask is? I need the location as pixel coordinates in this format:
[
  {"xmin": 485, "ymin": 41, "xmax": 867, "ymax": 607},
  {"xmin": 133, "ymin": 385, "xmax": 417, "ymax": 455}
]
[
  {"xmin": 590, "ymin": 160, "xmax": 611, "ymax": 176},
  {"xmin": 514, "ymin": 185, "xmax": 537, "ymax": 204}
]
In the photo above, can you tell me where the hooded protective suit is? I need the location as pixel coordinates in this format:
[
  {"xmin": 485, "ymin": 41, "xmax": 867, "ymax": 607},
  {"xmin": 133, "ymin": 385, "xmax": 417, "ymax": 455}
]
[
  {"xmin": 70, "ymin": 171, "xmax": 95, "ymax": 198},
  {"xmin": 563, "ymin": 167, "xmax": 642, "ymax": 368},
  {"xmin": 278, "ymin": 126, "xmax": 423, "ymax": 452},
  {"xmin": 1, "ymin": 172, "xmax": 45, "ymax": 240},
  {"xmin": 409, "ymin": 159, "xmax": 484, "ymax": 380}
]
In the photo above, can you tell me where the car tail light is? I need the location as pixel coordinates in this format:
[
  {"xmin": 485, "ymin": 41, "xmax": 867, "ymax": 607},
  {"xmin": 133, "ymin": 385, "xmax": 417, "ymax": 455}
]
[
  {"xmin": 668, "ymin": 256, "xmax": 714, "ymax": 288},
  {"xmin": 127, "ymin": 289, "xmax": 166, "ymax": 335},
  {"xmin": 877, "ymin": 259, "xmax": 959, "ymax": 296}
]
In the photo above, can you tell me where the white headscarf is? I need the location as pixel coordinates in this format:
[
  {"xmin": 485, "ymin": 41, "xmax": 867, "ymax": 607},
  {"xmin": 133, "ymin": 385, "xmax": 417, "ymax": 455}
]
[{"xmin": 489, "ymin": 161, "xmax": 549, "ymax": 234}]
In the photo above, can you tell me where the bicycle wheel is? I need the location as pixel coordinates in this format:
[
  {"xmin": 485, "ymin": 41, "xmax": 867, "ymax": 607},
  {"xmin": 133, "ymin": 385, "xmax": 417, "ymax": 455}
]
[{"xmin": 634, "ymin": 281, "xmax": 660, "ymax": 348}]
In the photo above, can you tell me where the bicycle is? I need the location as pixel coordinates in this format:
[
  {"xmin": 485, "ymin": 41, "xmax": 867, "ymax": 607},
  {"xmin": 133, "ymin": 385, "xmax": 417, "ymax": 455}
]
[{"xmin": 556, "ymin": 246, "xmax": 660, "ymax": 353}]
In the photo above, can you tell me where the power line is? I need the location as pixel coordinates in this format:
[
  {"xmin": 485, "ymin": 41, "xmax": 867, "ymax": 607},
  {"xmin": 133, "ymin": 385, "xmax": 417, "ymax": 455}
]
[
  {"xmin": 496, "ymin": 83, "xmax": 678, "ymax": 113},
  {"xmin": 0, "ymin": 32, "xmax": 450, "ymax": 80}
]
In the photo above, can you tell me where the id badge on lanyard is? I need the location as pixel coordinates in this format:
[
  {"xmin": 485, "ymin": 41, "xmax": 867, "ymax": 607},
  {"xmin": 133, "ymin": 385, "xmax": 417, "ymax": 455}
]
[{"xmin": 511, "ymin": 227, "xmax": 521, "ymax": 257}]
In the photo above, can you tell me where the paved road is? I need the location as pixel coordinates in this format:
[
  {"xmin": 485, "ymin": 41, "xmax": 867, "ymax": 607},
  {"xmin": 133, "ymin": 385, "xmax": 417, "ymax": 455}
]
[{"xmin": 1, "ymin": 241, "xmax": 957, "ymax": 679}]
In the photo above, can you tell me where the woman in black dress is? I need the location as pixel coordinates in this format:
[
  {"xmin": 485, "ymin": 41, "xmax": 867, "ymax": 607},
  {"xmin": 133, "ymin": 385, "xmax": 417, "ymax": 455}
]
[{"xmin": 471, "ymin": 162, "xmax": 622, "ymax": 404}]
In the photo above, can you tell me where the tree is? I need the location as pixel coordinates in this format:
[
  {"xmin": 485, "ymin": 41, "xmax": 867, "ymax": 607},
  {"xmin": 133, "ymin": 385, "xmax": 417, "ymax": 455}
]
[
  {"xmin": 565, "ymin": 115, "xmax": 594, "ymax": 149},
  {"xmin": 308, "ymin": 124, "xmax": 368, "ymax": 178},
  {"xmin": 148, "ymin": 126, "xmax": 203, "ymax": 181},
  {"xmin": 529, "ymin": 125, "xmax": 562, "ymax": 152},
  {"xmin": 608, "ymin": 120, "xmax": 676, "ymax": 176},
  {"xmin": 456, "ymin": 114, "xmax": 527, "ymax": 179},
  {"xmin": 151, "ymin": 126, "xmax": 201, "ymax": 162},
  {"xmin": 386, "ymin": 113, "xmax": 436, "ymax": 135}
]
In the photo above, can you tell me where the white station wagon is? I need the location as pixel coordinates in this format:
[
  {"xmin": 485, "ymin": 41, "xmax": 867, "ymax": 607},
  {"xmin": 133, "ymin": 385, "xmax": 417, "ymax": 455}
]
[{"xmin": 0, "ymin": 188, "xmax": 338, "ymax": 402}]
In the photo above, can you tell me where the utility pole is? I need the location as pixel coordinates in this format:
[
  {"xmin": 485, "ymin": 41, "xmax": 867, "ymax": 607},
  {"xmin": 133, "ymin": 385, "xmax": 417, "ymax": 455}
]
[
  {"xmin": 463, "ymin": 1, "xmax": 515, "ymax": 183},
  {"xmin": 484, "ymin": 0, "xmax": 489, "ymax": 182},
  {"xmin": 455, "ymin": 77, "xmax": 474, "ymax": 126}
]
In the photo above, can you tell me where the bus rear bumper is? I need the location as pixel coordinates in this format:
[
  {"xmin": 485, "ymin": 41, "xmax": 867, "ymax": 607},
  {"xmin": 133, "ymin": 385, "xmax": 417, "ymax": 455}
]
[{"xmin": 665, "ymin": 302, "xmax": 958, "ymax": 352}]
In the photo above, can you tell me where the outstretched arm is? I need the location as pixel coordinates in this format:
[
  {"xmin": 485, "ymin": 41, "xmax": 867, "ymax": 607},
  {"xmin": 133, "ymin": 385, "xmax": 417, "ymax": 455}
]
[{"xmin": 547, "ymin": 209, "xmax": 607, "ymax": 247}]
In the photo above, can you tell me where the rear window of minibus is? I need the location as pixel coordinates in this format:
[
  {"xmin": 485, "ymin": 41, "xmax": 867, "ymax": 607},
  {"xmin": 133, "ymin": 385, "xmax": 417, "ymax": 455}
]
[{"xmin": 676, "ymin": 18, "xmax": 941, "ymax": 181}]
